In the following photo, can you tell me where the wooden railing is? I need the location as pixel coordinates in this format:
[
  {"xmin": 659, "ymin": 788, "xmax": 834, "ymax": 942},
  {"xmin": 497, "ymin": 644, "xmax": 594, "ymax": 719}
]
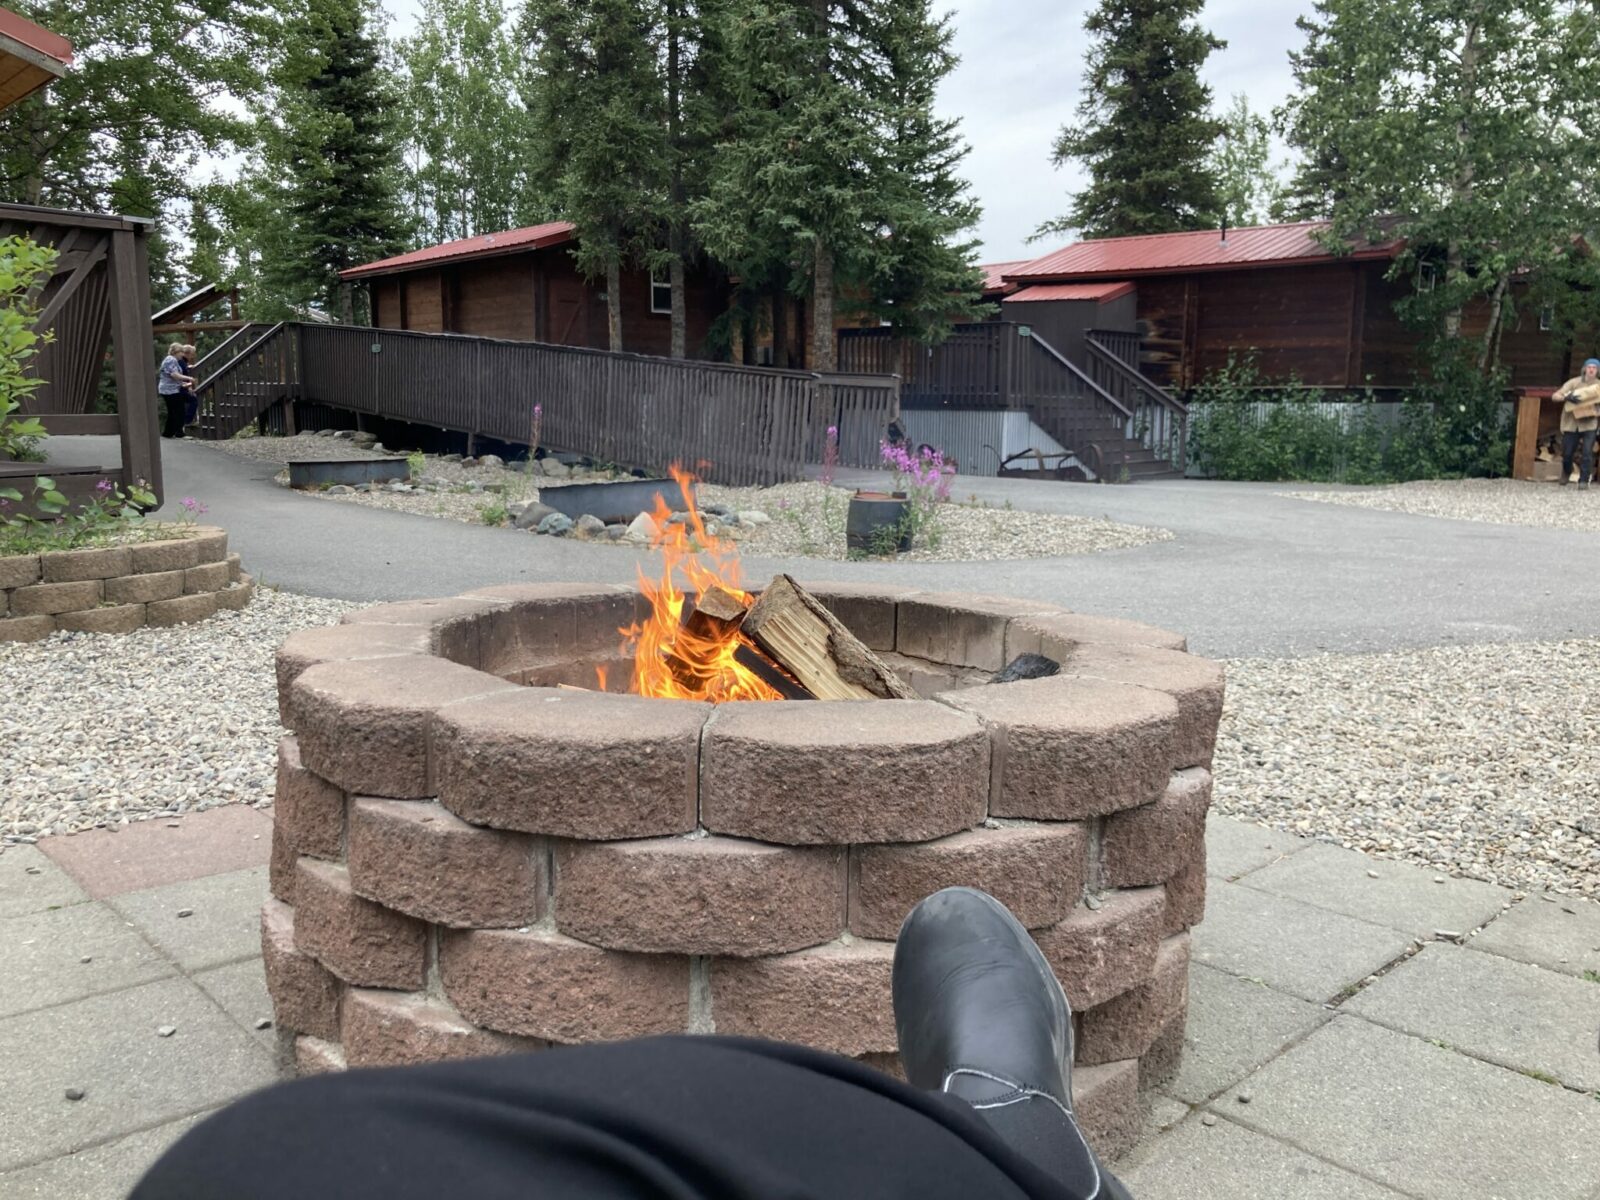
[
  {"xmin": 194, "ymin": 323, "xmax": 900, "ymax": 488},
  {"xmin": 192, "ymin": 322, "xmax": 301, "ymax": 441},
  {"xmin": 191, "ymin": 322, "xmax": 274, "ymax": 378},
  {"xmin": 1085, "ymin": 331, "xmax": 1189, "ymax": 470},
  {"xmin": 0, "ymin": 202, "xmax": 162, "ymax": 510},
  {"xmin": 1012, "ymin": 329, "xmax": 1134, "ymax": 479}
]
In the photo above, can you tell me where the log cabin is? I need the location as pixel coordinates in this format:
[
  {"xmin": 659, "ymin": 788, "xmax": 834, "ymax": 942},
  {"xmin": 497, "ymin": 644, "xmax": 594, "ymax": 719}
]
[{"xmin": 996, "ymin": 220, "xmax": 1581, "ymax": 393}]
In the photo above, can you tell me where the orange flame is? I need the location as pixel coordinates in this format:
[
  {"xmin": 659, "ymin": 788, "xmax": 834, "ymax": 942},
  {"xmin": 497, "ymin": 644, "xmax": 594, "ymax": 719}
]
[{"xmin": 619, "ymin": 465, "xmax": 783, "ymax": 703}]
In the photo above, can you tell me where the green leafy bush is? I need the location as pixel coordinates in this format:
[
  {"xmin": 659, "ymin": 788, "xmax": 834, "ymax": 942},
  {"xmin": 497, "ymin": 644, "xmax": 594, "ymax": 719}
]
[
  {"xmin": 0, "ymin": 236, "xmax": 59, "ymax": 462},
  {"xmin": 1187, "ymin": 352, "xmax": 1511, "ymax": 483}
]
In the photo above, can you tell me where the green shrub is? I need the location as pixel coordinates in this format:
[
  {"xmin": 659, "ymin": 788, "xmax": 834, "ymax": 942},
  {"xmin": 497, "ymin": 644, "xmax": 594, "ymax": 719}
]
[
  {"xmin": 1187, "ymin": 351, "xmax": 1511, "ymax": 484},
  {"xmin": 0, "ymin": 236, "xmax": 59, "ymax": 463}
]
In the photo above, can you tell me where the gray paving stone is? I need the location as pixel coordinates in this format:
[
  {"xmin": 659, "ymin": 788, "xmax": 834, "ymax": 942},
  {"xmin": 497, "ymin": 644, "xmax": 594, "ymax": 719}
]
[
  {"xmin": 0, "ymin": 845, "xmax": 88, "ymax": 918},
  {"xmin": 0, "ymin": 977, "xmax": 276, "ymax": 1171},
  {"xmin": 108, "ymin": 867, "xmax": 267, "ymax": 971},
  {"xmin": 1192, "ymin": 880, "xmax": 1413, "ymax": 1003},
  {"xmin": 1167, "ymin": 963, "xmax": 1331, "ymax": 1103},
  {"xmin": 0, "ymin": 1114, "xmax": 204, "ymax": 1199},
  {"xmin": 194, "ymin": 958, "xmax": 277, "ymax": 1052},
  {"xmin": 1219, "ymin": 1016, "xmax": 1600, "ymax": 1199},
  {"xmin": 1346, "ymin": 942, "xmax": 1600, "ymax": 1091},
  {"xmin": 1470, "ymin": 893, "xmax": 1600, "ymax": 980},
  {"xmin": 0, "ymin": 903, "xmax": 173, "ymax": 1019},
  {"xmin": 1204, "ymin": 815, "xmax": 1312, "ymax": 881},
  {"xmin": 1141, "ymin": 1096, "xmax": 1191, "ymax": 1142},
  {"xmin": 1122, "ymin": 1115, "xmax": 1406, "ymax": 1199},
  {"xmin": 1238, "ymin": 842, "xmax": 1512, "ymax": 939}
]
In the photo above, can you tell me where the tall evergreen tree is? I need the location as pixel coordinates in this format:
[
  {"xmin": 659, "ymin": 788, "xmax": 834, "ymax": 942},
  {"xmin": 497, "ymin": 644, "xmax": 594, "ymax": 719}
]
[
  {"xmin": 1040, "ymin": 0, "xmax": 1226, "ymax": 240},
  {"xmin": 699, "ymin": 0, "xmax": 980, "ymax": 370},
  {"xmin": 244, "ymin": 0, "xmax": 412, "ymax": 321},
  {"xmin": 521, "ymin": 0, "xmax": 669, "ymax": 353},
  {"xmin": 400, "ymin": 0, "xmax": 535, "ymax": 243}
]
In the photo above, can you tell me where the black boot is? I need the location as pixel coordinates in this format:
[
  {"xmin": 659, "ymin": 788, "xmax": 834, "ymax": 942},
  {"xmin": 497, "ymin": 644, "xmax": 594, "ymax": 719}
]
[{"xmin": 892, "ymin": 887, "xmax": 1133, "ymax": 1199}]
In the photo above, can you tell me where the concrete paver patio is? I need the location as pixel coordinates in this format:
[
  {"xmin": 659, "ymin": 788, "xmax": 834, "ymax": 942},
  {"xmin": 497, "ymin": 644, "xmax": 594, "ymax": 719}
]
[{"xmin": 2, "ymin": 806, "xmax": 1596, "ymax": 1198}]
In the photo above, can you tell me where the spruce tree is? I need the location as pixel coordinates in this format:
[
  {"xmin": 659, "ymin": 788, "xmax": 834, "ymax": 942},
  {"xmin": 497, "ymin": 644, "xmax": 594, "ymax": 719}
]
[
  {"xmin": 250, "ymin": 0, "xmax": 412, "ymax": 321},
  {"xmin": 1041, "ymin": 0, "xmax": 1226, "ymax": 239},
  {"xmin": 1272, "ymin": 1, "xmax": 1376, "ymax": 221},
  {"xmin": 521, "ymin": 0, "xmax": 669, "ymax": 352},
  {"xmin": 699, "ymin": 0, "xmax": 980, "ymax": 370}
]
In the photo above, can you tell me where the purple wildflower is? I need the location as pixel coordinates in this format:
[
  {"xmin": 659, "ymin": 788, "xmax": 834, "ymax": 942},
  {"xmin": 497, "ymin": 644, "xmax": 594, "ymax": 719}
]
[{"xmin": 95, "ymin": 479, "xmax": 114, "ymax": 494}]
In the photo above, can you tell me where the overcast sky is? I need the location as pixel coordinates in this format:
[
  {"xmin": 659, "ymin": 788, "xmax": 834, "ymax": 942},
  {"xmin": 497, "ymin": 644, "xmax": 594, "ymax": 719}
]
[{"xmin": 380, "ymin": 0, "xmax": 1310, "ymax": 264}]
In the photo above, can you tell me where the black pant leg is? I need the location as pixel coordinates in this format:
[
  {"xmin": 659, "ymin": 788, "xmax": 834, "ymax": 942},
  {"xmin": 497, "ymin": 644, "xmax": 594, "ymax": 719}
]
[
  {"xmin": 161, "ymin": 395, "xmax": 184, "ymax": 438},
  {"xmin": 1582, "ymin": 430, "xmax": 1596, "ymax": 483},
  {"xmin": 132, "ymin": 1036, "xmax": 1084, "ymax": 1200},
  {"xmin": 1563, "ymin": 430, "xmax": 1580, "ymax": 478}
]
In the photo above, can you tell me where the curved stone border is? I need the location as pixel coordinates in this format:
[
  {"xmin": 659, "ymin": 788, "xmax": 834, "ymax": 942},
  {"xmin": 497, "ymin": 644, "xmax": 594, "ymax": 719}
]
[
  {"xmin": 0, "ymin": 527, "xmax": 254, "ymax": 642},
  {"xmin": 265, "ymin": 583, "xmax": 1224, "ymax": 1161}
]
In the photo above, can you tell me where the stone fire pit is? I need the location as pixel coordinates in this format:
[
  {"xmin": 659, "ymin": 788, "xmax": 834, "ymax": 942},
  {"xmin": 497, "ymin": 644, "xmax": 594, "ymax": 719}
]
[{"xmin": 263, "ymin": 583, "xmax": 1222, "ymax": 1159}]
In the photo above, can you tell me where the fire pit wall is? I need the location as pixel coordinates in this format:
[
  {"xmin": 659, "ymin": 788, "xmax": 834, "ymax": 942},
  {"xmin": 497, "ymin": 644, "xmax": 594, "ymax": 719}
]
[{"xmin": 264, "ymin": 584, "xmax": 1222, "ymax": 1161}]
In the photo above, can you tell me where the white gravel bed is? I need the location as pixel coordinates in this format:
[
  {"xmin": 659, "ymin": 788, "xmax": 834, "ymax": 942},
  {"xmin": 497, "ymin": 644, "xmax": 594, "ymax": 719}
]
[
  {"xmin": 1284, "ymin": 478, "xmax": 1600, "ymax": 533},
  {"xmin": 198, "ymin": 435, "xmax": 1173, "ymax": 562},
  {"xmin": 1217, "ymin": 639, "xmax": 1600, "ymax": 897},
  {"xmin": 0, "ymin": 588, "xmax": 355, "ymax": 845}
]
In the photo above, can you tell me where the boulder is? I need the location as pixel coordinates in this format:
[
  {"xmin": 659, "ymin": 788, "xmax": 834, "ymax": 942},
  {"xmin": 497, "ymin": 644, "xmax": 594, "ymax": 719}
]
[
  {"xmin": 441, "ymin": 453, "xmax": 463, "ymax": 463},
  {"xmin": 575, "ymin": 514, "xmax": 607, "ymax": 538},
  {"xmin": 459, "ymin": 456, "xmax": 479, "ymax": 468},
  {"xmin": 326, "ymin": 485, "xmax": 354, "ymax": 495},
  {"xmin": 737, "ymin": 510, "xmax": 771, "ymax": 526},
  {"xmin": 539, "ymin": 458, "xmax": 570, "ymax": 479},
  {"xmin": 624, "ymin": 511, "xmax": 660, "ymax": 544},
  {"xmin": 333, "ymin": 430, "xmax": 355, "ymax": 440},
  {"xmin": 512, "ymin": 502, "xmax": 559, "ymax": 530},
  {"xmin": 478, "ymin": 454, "xmax": 505, "ymax": 469},
  {"xmin": 604, "ymin": 524, "xmax": 629, "ymax": 542},
  {"xmin": 536, "ymin": 513, "xmax": 575, "ymax": 537}
]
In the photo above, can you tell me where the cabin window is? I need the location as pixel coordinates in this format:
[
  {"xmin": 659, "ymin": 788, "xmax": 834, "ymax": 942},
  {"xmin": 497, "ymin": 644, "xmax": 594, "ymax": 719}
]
[
  {"xmin": 1416, "ymin": 263, "xmax": 1437, "ymax": 293},
  {"xmin": 1539, "ymin": 304, "xmax": 1555, "ymax": 332},
  {"xmin": 650, "ymin": 271, "xmax": 672, "ymax": 315}
]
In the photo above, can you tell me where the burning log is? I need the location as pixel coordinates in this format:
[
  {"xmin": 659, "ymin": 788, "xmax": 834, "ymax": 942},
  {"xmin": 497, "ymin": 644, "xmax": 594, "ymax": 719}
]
[
  {"xmin": 741, "ymin": 575, "xmax": 917, "ymax": 701},
  {"xmin": 683, "ymin": 585, "xmax": 751, "ymax": 640},
  {"xmin": 732, "ymin": 643, "xmax": 815, "ymax": 700}
]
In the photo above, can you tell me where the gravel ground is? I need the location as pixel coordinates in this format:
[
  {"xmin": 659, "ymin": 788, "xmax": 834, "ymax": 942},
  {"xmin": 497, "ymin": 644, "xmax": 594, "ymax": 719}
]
[
  {"xmin": 0, "ymin": 587, "xmax": 354, "ymax": 845},
  {"xmin": 1215, "ymin": 639, "xmax": 1600, "ymax": 898},
  {"xmin": 1285, "ymin": 478, "xmax": 1600, "ymax": 533},
  {"xmin": 196, "ymin": 433, "xmax": 1173, "ymax": 562}
]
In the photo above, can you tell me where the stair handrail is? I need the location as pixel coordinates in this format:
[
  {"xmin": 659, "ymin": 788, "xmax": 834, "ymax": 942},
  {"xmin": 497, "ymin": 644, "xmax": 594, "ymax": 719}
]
[
  {"xmin": 1084, "ymin": 332, "xmax": 1188, "ymax": 417},
  {"xmin": 193, "ymin": 321, "xmax": 289, "ymax": 400},
  {"xmin": 1024, "ymin": 328, "xmax": 1134, "ymax": 419},
  {"xmin": 190, "ymin": 322, "xmax": 275, "ymax": 380}
]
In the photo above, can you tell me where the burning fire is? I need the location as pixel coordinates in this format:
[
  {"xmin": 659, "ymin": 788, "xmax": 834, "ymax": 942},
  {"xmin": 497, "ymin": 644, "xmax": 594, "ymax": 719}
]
[{"xmin": 619, "ymin": 465, "xmax": 784, "ymax": 703}]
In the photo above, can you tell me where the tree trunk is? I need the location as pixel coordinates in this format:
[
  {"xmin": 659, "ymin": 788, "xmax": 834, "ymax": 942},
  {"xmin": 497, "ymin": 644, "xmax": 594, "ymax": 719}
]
[
  {"xmin": 771, "ymin": 281, "xmax": 788, "ymax": 367},
  {"xmin": 606, "ymin": 256, "xmax": 623, "ymax": 352},
  {"xmin": 667, "ymin": 0, "xmax": 686, "ymax": 360},
  {"xmin": 669, "ymin": 258, "xmax": 686, "ymax": 359},
  {"xmin": 1479, "ymin": 274, "xmax": 1509, "ymax": 373},
  {"xmin": 1445, "ymin": 15, "xmax": 1482, "ymax": 341},
  {"xmin": 811, "ymin": 238, "xmax": 836, "ymax": 372}
]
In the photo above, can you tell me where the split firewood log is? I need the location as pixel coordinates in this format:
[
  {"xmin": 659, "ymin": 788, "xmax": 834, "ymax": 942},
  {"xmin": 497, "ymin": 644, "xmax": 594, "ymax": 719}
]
[{"xmin": 741, "ymin": 575, "xmax": 916, "ymax": 701}]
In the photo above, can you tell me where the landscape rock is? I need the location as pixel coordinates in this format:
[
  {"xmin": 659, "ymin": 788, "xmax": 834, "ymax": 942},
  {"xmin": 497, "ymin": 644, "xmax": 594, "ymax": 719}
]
[
  {"xmin": 326, "ymin": 485, "xmax": 353, "ymax": 495},
  {"xmin": 625, "ymin": 512, "xmax": 660, "ymax": 544},
  {"xmin": 604, "ymin": 524, "xmax": 629, "ymax": 541},
  {"xmin": 333, "ymin": 430, "xmax": 355, "ymax": 440},
  {"xmin": 575, "ymin": 514, "xmax": 607, "ymax": 538},
  {"xmin": 536, "ymin": 513, "xmax": 575, "ymax": 537},
  {"xmin": 737, "ymin": 510, "xmax": 771, "ymax": 526},
  {"xmin": 513, "ymin": 502, "xmax": 558, "ymax": 530},
  {"xmin": 539, "ymin": 458, "xmax": 570, "ymax": 478},
  {"xmin": 477, "ymin": 454, "xmax": 505, "ymax": 469}
]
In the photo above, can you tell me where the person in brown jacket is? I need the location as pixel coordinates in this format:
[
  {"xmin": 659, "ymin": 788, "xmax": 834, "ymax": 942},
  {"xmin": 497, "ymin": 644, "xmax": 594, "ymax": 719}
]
[{"xmin": 1554, "ymin": 358, "xmax": 1600, "ymax": 487}]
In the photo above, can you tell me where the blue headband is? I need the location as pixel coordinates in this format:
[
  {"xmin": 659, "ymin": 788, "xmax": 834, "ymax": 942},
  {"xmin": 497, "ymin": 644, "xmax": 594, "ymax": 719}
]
[{"xmin": 1587, "ymin": 359, "xmax": 1600, "ymax": 370}]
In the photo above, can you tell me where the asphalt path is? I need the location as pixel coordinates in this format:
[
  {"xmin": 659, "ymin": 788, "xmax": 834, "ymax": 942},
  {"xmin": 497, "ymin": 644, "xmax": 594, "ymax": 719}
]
[{"xmin": 41, "ymin": 436, "xmax": 1600, "ymax": 659}]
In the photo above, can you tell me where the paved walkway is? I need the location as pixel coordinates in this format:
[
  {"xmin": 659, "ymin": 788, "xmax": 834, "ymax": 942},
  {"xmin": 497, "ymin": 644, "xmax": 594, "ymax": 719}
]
[
  {"xmin": 3, "ymin": 807, "xmax": 1597, "ymax": 1198},
  {"xmin": 42, "ymin": 436, "xmax": 1600, "ymax": 658}
]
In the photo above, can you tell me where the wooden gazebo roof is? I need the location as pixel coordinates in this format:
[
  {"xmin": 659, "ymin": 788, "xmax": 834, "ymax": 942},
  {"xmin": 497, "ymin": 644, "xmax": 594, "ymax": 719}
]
[{"xmin": 0, "ymin": 7, "xmax": 70, "ymax": 112}]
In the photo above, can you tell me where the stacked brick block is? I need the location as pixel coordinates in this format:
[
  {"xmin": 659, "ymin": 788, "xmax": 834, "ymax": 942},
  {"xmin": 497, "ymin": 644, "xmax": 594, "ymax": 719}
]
[
  {"xmin": 0, "ymin": 527, "xmax": 254, "ymax": 642},
  {"xmin": 264, "ymin": 582, "xmax": 1222, "ymax": 1160}
]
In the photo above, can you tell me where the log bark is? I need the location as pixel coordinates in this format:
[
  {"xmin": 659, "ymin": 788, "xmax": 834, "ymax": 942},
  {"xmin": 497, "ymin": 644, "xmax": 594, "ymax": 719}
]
[{"xmin": 741, "ymin": 575, "xmax": 916, "ymax": 701}]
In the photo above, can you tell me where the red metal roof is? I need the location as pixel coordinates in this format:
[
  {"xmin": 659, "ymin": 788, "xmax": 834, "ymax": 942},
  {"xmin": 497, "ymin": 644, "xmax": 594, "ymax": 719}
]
[
  {"xmin": 1005, "ymin": 282, "xmax": 1135, "ymax": 304},
  {"xmin": 341, "ymin": 220, "xmax": 577, "ymax": 280},
  {"xmin": 979, "ymin": 259, "xmax": 1032, "ymax": 296},
  {"xmin": 1008, "ymin": 220, "xmax": 1402, "ymax": 283},
  {"xmin": 0, "ymin": 8, "xmax": 72, "ymax": 67}
]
